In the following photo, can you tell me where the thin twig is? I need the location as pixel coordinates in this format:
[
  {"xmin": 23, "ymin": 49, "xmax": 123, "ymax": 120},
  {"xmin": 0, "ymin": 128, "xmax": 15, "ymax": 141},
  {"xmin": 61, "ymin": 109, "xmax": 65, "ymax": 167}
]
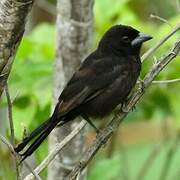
[
  {"xmin": 5, "ymin": 84, "xmax": 35, "ymax": 180},
  {"xmin": 152, "ymin": 78, "xmax": 180, "ymax": 84},
  {"xmin": 5, "ymin": 84, "xmax": 15, "ymax": 145},
  {"xmin": 138, "ymin": 78, "xmax": 180, "ymax": 85},
  {"xmin": 5, "ymin": 84, "xmax": 21, "ymax": 180},
  {"xmin": 141, "ymin": 23, "xmax": 180, "ymax": 62},
  {"xmin": 150, "ymin": 14, "xmax": 172, "ymax": 27},
  {"xmin": 23, "ymin": 162, "xmax": 42, "ymax": 180},
  {"xmin": 67, "ymin": 39, "xmax": 180, "ymax": 180},
  {"xmin": 0, "ymin": 134, "xmax": 16, "ymax": 156},
  {"xmin": 0, "ymin": 134, "xmax": 41, "ymax": 180},
  {"xmin": 159, "ymin": 132, "xmax": 180, "ymax": 180},
  {"xmin": 24, "ymin": 120, "xmax": 86, "ymax": 180}
]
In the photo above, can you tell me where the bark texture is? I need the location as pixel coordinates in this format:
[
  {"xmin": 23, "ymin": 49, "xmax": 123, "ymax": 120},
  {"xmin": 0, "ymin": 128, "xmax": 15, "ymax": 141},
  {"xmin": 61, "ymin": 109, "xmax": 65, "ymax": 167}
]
[
  {"xmin": 0, "ymin": 0, "xmax": 34, "ymax": 98},
  {"xmin": 48, "ymin": 0, "xmax": 94, "ymax": 180}
]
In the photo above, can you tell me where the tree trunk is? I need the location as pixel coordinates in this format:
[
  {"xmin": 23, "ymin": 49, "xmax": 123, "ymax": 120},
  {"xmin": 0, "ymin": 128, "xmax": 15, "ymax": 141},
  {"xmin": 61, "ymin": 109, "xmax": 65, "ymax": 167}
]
[
  {"xmin": 48, "ymin": 0, "xmax": 94, "ymax": 179},
  {"xmin": 0, "ymin": 0, "xmax": 34, "ymax": 98}
]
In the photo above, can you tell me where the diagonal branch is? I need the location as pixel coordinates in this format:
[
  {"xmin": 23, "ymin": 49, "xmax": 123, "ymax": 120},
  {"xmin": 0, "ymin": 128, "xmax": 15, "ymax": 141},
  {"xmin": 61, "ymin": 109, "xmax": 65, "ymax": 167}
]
[
  {"xmin": 150, "ymin": 14, "xmax": 172, "ymax": 27},
  {"xmin": 0, "ymin": 134, "xmax": 41, "ymax": 180},
  {"xmin": 23, "ymin": 121, "xmax": 86, "ymax": 180},
  {"xmin": 0, "ymin": 0, "xmax": 34, "ymax": 98},
  {"xmin": 141, "ymin": 23, "xmax": 180, "ymax": 62},
  {"xmin": 5, "ymin": 84, "xmax": 21, "ymax": 179},
  {"xmin": 5, "ymin": 84, "xmax": 14, "ymax": 145},
  {"xmin": 152, "ymin": 78, "xmax": 180, "ymax": 84},
  {"xmin": 67, "ymin": 39, "xmax": 180, "ymax": 179}
]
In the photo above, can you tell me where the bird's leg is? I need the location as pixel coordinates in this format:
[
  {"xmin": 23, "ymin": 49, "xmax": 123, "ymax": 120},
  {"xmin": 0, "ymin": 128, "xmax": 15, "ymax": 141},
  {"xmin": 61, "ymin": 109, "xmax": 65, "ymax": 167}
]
[
  {"xmin": 121, "ymin": 79, "xmax": 145, "ymax": 113},
  {"xmin": 121, "ymin": 101, "xmax": 129, "ymax": 113},
  {"xmin": 82, "ymin": 115, "xmax": 100, "ymax": 134}
]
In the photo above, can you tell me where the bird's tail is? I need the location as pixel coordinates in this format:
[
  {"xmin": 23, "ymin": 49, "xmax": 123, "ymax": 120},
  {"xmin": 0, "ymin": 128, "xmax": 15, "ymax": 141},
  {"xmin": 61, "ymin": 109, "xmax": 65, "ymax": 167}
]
[{"xmin": 14, "ymin": 114, "xmax": 65, "ymax": 162}]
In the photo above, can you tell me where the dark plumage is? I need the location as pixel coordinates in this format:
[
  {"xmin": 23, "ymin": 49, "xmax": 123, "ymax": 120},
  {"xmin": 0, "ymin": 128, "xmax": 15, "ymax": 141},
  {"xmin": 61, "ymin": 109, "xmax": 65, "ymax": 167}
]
[{"xmin": 15, "ymin": 24, "xmax": 152, "ymax": 161}]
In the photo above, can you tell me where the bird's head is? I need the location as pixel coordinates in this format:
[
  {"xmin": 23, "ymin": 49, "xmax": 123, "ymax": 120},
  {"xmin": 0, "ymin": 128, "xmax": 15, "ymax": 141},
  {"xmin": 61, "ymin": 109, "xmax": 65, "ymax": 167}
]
[{"xmin": 98, "ymin": 24, "xmax": 152, "ymax": 56}]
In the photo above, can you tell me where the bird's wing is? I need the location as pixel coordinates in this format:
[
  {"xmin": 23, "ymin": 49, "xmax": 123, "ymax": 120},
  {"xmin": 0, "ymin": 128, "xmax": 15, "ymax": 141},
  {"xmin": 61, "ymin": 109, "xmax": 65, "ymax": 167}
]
[{"xmin": 56, "ymin": 56, "xmax": 128, "ymax": 116}]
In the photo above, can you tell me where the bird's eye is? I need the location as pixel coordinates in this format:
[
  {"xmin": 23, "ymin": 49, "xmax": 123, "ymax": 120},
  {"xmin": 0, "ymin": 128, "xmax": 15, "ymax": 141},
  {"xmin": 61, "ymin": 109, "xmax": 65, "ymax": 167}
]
[{"xmin": 122, "ymin": 36, "xmax": 130, "ymax": 43}]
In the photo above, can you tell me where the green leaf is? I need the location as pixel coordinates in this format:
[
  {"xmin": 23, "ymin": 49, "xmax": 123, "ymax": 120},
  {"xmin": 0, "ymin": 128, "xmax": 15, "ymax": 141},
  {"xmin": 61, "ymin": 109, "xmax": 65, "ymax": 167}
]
[{"xmin": 13, "ymin": 101, "xmax": 37, "ymax": 139}]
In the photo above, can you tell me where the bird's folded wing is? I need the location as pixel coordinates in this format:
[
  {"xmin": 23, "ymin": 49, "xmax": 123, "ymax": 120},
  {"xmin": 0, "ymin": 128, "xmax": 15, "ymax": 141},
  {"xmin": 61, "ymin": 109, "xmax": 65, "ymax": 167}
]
[
  {"xmin": 57, "ymin": 86, "xmax": 92, "ymax": 115},
  {"xmin": 56, "ymin": 57, "xmax": 128, "ymax": 116}
]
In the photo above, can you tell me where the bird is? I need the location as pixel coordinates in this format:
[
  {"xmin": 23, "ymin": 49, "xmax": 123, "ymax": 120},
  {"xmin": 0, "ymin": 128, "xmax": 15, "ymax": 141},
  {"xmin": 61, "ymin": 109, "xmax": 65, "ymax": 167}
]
[{"xmin": 14, "ymin": 24, "xmax": 152, "ymax": 161}]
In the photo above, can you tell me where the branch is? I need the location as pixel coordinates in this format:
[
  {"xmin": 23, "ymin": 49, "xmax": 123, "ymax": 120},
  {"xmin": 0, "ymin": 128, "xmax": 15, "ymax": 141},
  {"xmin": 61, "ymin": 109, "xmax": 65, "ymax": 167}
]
[
  {"xmin": 5, "ymin": 84, "xmax": 14, "ymax": 145},
  {"xmin": 49, "ymin": 0, "xmax": 93, "ymax": 179},
  {"xmin": 0, "ymin": 133, "xmax": 16, "ymax": 156},
  {"xmin": 150, "ymin": 14, "xmax": 172, "ymax": 27},
  {"xmin": 152, "ymin": 78, "xmax": 180, "ymax": 84},
  {"xmin": 23, "ymin": 121, "xmax": 86, "ymax": 180},
  {"xmin": 23, "ymin": 162, "xmax": 42, "ymax": 180},
  {"xmin": 0, "ymin": 0, "xmax": 34, "ymax": 98},
  {"xmin": 141, "ymin": 23, "xmax": 180, "ymax": 62},
  {"xmin": 5, "ymin": 84, "xmax": 21, "ymax": 179},
  {"xmin": 67, "ymin": 39, "xmax": 180, "ymax": 179},
  {"xmin": 138, "ymin": 78, "xmax": 180, "ymax": 85},
  {"xmin": 0, "ymin": 134, "xmax": 41, "ymax": 180}
]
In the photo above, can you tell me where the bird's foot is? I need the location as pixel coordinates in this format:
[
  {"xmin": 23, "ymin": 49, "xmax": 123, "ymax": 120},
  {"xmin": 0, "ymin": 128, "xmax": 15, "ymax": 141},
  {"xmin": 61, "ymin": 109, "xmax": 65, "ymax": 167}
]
[
  {"xmin": 82, "ymin": 115, "xmax": 100, "ymax": 133},
  {"xmin": 121, "ymin": 105, "xmax": 129, "ymax": 113},
  {"xmin": 121, "ymin": 100, "xmax": 130, "ymax": 113},
  {"xmin": 95, "ymin": 128, "xmax": 102, "ymax": 135},
  {"xmin": 95, "ymin": 128, "xmax": 104, "ymax": 137},
  {"xmin": 121, "ymin": 98, "xmax": 137, "ymax": 113}
]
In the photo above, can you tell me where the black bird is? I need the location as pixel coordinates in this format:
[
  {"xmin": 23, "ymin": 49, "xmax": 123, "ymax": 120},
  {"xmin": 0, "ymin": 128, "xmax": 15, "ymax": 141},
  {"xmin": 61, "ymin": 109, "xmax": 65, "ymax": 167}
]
[{"xmin": 15, "ymin": 24, "xmax": 152, "ymax": 161}]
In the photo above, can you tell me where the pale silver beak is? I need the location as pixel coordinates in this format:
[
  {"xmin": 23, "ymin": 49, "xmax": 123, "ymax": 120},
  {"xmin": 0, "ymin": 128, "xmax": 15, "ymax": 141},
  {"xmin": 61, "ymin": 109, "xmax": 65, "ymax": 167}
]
[{"xmin": 131, "ymin": 32, "xmax": 152, "ymax": 46}]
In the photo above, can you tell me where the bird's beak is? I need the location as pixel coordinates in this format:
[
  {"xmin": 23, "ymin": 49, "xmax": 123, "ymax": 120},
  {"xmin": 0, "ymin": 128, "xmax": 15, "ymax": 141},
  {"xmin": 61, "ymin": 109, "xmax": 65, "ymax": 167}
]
[{"xmin": 131, "ymin": 32, "xmax": 152, "ymax": 46}]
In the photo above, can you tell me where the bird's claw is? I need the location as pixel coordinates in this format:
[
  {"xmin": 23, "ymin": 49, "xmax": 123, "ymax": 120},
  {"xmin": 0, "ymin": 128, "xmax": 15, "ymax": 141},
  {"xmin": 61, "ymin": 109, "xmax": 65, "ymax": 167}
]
[
  {"xmin": 95, "ymin": 128, "xmax": 103, "ymax": 137},
  {"xmin": 121, "ymin": 106, "xmax": 129, "ymax": 113},
  {"xmin": 121, "ymin": 98, "xmax": 136, "ymax": 112}
]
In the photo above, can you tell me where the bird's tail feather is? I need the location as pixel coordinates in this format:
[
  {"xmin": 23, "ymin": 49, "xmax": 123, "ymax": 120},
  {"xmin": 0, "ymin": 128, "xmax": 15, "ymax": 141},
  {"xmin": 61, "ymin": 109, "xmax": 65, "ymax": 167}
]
[
  {"xmin": 14, "ymin": 118, "xmax": 51, "ymax": 153},
  {"xmin": 14, "ymin": 114, "xmax": 65, "ymax": 162},
  {"xmin": 19, "ymin": 120, "xmax": 59, "ymax": 162}
]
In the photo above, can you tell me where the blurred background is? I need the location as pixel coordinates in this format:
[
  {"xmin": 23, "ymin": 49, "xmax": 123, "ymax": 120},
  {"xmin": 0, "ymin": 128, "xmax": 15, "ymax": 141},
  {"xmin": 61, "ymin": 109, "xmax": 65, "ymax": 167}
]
[{"xmin": 0, "ymin": 0, "xmax": 179, "ymax": 179}]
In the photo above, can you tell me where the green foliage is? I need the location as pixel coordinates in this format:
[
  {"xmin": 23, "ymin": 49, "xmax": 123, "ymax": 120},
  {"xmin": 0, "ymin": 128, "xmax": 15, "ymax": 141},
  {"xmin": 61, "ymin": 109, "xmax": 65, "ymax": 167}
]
[
  {"xmin": 88, "ymin": 140, "xmax": 180, "ymax": 180},
  {"xmin": 89, "ymin": 156, "xmax": 122, "ymax": 180},
  {"xmin": 0, "ymin": 0, "xmax": 179, "ymax": 179},
  {"xmin": 7, "ymin": 1, "xmax": 179, "ymax": 141},
  {"xmin": 9, "ymin": 23, "xmax": 55, "ymax": 139},
  {"xmin": 94, "ymin": 0, "xmax": 180, "ymax": 125}
]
